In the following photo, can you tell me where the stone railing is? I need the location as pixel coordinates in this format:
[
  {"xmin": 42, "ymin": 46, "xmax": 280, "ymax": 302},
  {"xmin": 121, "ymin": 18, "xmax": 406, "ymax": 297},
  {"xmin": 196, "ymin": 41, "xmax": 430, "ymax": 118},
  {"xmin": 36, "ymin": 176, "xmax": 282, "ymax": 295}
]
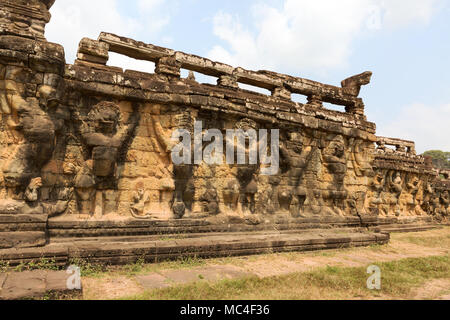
[
  {"xmin": 373, "ymin": 136, "xmax": 433, "ymax": 174},
  {"xmin": 375, "ymin": 136, "xmax": 417, "ymax": 156},
  {"xmin": 369, "ymin": 136, "xmax": 448, "ymax": 217},
  {"xmin": 74, "ymin": 33, "xmax": 372, "ymax": 116}
]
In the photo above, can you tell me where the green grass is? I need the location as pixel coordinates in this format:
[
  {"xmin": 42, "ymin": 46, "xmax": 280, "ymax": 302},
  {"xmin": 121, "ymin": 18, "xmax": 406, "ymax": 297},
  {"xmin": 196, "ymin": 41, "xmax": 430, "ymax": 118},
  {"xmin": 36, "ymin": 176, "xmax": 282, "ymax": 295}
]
[
  {"xmin": 0, "ymin": 260, "xmax": 9, "ymax": 272},
  {"xmin": 394, "ymin": 233, "xmax": 450, "ymax": 248},
  {"xmin": 121, "ymin": 255, "xmax": 450, "ymax": 300},
  {"xmin": 0, "ymin": 258, "xmax": 61, "ymax": 272},
  {"xmin": 79, "ymin": 227, "xmax": 450, "ymax": 279},
  {"xmin": 79, "ymin": 255, "xmax": 208, "ymax": 278},
  {"xmin": 118, "ymin": 255, "xmax": 207, "ymax": 276},
  {"xmin": 68, "ymin": 258, "xmax": 107, "ymax": 277}
]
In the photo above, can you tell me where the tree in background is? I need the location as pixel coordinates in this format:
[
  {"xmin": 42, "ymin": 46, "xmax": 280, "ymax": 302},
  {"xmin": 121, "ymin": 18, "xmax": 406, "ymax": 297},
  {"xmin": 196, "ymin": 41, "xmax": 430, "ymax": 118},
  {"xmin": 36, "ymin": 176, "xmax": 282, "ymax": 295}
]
[{"xmin": 422, "ymin": 150, "xmax": 450, "ymax": 170}]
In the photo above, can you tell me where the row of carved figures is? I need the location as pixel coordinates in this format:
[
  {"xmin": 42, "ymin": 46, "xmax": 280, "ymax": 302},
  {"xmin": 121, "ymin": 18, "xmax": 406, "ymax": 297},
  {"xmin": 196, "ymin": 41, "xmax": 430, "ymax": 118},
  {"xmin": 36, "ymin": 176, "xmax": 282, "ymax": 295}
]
[
  {"xmin": 0, "ymin": 95, "xmax": 448, "ymax": 220},
  {"xmin": 366, "ymin": 170, "xmax": 449, "ymax": 218}
]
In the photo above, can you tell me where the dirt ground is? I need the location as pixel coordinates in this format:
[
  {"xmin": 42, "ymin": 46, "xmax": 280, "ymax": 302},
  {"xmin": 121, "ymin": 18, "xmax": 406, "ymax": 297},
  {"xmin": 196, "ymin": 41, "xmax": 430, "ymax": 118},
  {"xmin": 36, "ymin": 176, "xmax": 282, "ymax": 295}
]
[{"xmin": 81, "ymin": 227, "xmax": 450, "ymax": 300}]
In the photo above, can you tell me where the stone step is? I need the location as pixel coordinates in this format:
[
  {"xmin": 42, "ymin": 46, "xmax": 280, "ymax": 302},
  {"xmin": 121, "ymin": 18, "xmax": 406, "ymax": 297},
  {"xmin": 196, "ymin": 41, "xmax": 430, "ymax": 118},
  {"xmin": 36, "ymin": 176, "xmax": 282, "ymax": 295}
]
[
  {"xmin": 49, "ymin": 227, "xmax": 366, "ymax": 244},
  {"xmin": 46, "ymin": 216, "xmax": 372, "ymax": 239},
  {"xmin": 369, "ymin": 223, "xmax": 441, "ymax": 234},
  {"xmin": 0, "ymin": 270, "xmax": 82, "ymax": 300},
  {"xmin": 0, "ymin": 230, "xmax": 389, "ymax": 267}
]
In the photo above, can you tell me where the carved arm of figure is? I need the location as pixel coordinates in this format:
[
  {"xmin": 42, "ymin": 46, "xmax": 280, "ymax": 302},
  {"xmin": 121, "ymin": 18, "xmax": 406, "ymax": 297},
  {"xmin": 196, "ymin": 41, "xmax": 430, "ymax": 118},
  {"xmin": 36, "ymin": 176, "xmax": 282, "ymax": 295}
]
[
  {"xmin": 0, "ymin": 90, "xmax": 26, "ymax": 130},
  {"xmin": 407, "ymin": 176, "xmax": 420, "ymax": 195},
  {"xmin": 151, "ymin": 114, "xmax": 176, "ymax": 154},
  {"xmin": 25, "ymin": 178, "xmax": 43, "ymax": 203},
  {"xmin": 371, "ymin": 173, "xmax": 385, "ymax": 193},
  {"xmin": 279, "ymin": 141, "xmax": 292, "ymax": 168},
  {"xmin": 0, "ymin": 67, "xmax": 31, "ymax": 130},
  {"xmin": 114, "ymin": 108, "xmax": 140, "ymax": 149},
  {"xmin": 349, "ymin": 138, "xmax": 371, "ymax": 177},
  {"xmin": 130, "ymin": 188, "xmax": 151, "ymax": 218},
  {"xmin": 441, "ymin": 191, "xmax": 450, "ymax": 210},
  {"xmin": 44, "ymin": 188, "xmax": 74, "ymax": 218},
  {"xmin": 426, "ymin": 182, "xmax": 434, "ymax": 196},
  {"xmin": 389, "ymin": 172, "xmax": 403, "ymax": 195}
]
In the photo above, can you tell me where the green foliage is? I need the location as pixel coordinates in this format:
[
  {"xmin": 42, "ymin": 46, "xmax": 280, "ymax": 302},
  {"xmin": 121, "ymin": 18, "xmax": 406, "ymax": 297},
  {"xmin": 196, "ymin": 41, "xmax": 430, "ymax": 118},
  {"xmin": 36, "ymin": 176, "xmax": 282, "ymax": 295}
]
[
  {"xmin": 122, "ymin": 256, "xmax": 147, "ymax": 275},
  {"xmin": 0, "ymin": 260, "xmax": 10, "ymax": 272},
  {"xmin": 1, "ymin": 258, "xmax": 60, "ymax": 272},
  {"xmin": 27, "ymin": 258, "xmax": 60, "ymax": 271},
  {"xmin": 423, "ymin": 150, "xmax": 450, "ymax": 169},
  {"xmin": 68, "ymin": 258, "xmax": 106, "ymax": 277}
]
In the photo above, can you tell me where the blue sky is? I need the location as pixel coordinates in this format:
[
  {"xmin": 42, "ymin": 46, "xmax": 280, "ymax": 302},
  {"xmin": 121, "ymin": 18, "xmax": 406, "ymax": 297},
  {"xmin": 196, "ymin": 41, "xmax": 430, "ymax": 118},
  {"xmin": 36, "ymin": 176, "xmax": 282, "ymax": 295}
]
[{"xmin": 46, "ymin": 0, "xmax": 450, "ymax": 153}]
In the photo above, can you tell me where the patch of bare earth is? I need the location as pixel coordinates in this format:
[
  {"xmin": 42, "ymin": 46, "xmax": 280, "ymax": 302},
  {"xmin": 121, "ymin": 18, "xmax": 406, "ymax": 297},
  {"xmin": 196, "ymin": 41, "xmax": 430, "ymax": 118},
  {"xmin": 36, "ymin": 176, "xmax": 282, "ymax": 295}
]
[
  {"xmin": 82, "ymin": 276, "xmax": 143, "ymax": 300},
  {"xmin": 412, "ymin": 279, "xmax": 450, "ymax": 300}
]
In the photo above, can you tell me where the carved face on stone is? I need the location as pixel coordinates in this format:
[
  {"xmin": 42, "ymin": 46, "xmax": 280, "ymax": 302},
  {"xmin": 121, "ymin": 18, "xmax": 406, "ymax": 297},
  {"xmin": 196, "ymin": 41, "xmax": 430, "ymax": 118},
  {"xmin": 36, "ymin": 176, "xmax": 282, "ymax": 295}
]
[
  {"xmin": 88, "ymin": 102, "xmax": 121, "ymax": 136},
  {"xmin": 37, "ymin": 79, "xmax": 64, "ymax": 109},
  {"xmin": 327, "ymin": 135, "xmax": 345, "ymax": 159},
  {"xmin": 235, "ymin": 118, "xmax": 258, "ymax": 131},
  {"xmin": 373, "ymin": 172, "xmax": 384, "ymax": 185},
  {"xmin": 287, "ymin": 132, "xmax": 303, "ymax": 154}
]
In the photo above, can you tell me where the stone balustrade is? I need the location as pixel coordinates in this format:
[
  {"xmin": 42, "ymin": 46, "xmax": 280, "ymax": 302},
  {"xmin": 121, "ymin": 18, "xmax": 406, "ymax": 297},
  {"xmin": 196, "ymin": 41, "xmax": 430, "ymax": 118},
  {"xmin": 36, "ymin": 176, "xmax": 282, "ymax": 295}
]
[
  {"xmin": 74, "ymin": 33, "xmax": 372, "ymax": 116},
  {"xmin": 376, "ymin": 136, "xmax": 417, "ymax": 155}
]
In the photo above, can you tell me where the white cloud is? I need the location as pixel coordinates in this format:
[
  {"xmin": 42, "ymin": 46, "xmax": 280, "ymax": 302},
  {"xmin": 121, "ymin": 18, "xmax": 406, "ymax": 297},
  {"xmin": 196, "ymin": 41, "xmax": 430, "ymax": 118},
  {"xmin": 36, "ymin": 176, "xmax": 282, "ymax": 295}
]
[
  {"xmin": 46, "ymin": 0, "xmax": 138, "ymax": 64},
  {"xmin": 46, "ymin": 0, "xmax": 170, "ymax": 68},
  {"xmin": 137, "ymin": 0, "xmax": 172, "ymax": 34},
  {"xmin": 378, "ymin": 103, "xmax": 450, "ymax": 153},
  {"xmin": 381, "ymin": 0, "xmax": 441, "ymax": 28},
  {"xmin": 208, "ymin": 0, "xmax": 443, "ymax": 72}
]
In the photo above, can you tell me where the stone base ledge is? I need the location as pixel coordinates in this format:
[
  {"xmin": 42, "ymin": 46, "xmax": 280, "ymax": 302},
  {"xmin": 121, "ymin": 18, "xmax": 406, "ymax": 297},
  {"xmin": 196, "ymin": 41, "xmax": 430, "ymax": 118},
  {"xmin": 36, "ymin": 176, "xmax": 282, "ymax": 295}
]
[
  {"xmin": 0, "ymin": 230, "xmax": 389, "ymax": 267},
  {"xmin": 46, "ymin": 215, "xmax": 437, "ymax": 239},
  {"xmin": 370, "ymin": 224, "xmax": 441, "ymax": 233}
]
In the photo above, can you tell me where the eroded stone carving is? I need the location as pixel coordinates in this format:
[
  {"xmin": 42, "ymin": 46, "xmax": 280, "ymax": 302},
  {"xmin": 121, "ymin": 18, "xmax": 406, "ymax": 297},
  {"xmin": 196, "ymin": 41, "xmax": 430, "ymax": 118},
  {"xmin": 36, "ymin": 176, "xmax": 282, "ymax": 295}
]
[
  {"xmin": 278, "ymin": 131, "xmax": 308, "ymax": 217},
  {"xmin": 74, "ymin": 101, "xmax": 139, "ymax": 217},
  {"xmin": 0, "ymin": 0, "xmax": 55, "ymax": 41},
  {"xmin": 0, "ymin": 0, "xmax": 448, "ymax": 251},
  {"xmin": 341, "ymin": 71, "xmax": 373, "ymax": 96},
  {"xmin": 322, "ymin": 134, "xmax": 348, "ymax": 216}
]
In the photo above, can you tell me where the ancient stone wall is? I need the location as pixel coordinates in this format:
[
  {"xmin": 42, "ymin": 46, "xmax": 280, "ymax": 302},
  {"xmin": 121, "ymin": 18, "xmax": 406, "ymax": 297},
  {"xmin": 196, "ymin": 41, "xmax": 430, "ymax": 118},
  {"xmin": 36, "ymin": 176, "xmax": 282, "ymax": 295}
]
[
  {"xmin": 370, "ymin": 137, "xmax": 448, "ymax": 219},
  {"xmin": 61, "ymin": 33, "xmax": 380, "ymax": 221},
  {"xmin": 0, "ymin": 0, "xmax": 448, "ymax": 249}
]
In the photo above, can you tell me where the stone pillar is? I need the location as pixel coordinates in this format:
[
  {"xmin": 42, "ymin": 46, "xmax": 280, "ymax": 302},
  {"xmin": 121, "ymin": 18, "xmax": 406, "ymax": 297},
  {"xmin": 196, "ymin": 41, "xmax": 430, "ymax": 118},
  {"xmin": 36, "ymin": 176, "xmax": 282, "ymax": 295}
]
[
  {"xmin": 307, "ymin": 94, "xmax": 323, "ymax": 108},
  {"xmin": 75, "ymin": 38, "xmax": 110, "ymax": 66},
  {"xmin": 217, "ymin": 74, "xmax": 238, "ymax": 89},
  {"xmin": 272, "ymin": 86, "xmax": 291, "ymax": 100},
  {"xmin": 155, "ymin": 56, "xmax": 181, "ymax": 78},
  {"xmin": 345, "ymin": 98, "xmax": 365, "ymax": 116}
]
